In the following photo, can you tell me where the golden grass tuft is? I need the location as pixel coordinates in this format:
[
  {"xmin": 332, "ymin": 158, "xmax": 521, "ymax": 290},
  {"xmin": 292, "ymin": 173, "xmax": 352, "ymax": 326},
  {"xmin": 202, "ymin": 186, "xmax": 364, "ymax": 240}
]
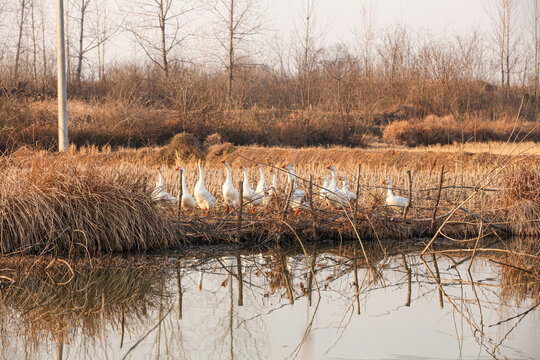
[
  {"xmin": 500, "ymin": 159, "xmax": 540, "ymax": 236},
  {"xmin": 161, "ymin": 132, "xmax": 206, "ymax": 162},
  {"xmin": 0, "ymin": 155, "xmax": 182, "ymax": 254}
]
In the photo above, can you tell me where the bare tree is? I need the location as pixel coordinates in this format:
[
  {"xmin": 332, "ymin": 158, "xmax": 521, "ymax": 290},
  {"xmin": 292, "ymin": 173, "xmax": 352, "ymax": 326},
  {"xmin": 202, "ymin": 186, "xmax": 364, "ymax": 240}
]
[
  {"xmin": 207, "ymin": 0, "xmax": 266, "ymax": 107},
  {"xmin": 355, "ymin": 1, "xmax": 376, "ymax": 76},
  {"xmin": 74, "ymin": 0, "xmax": 90, "ymax": 94},
  {"xmin": 14, "ymin": 0, "xmax": 29, "ymax": 82},
  {"xmin": 127, "ymin": 0, "xmax": 194, "ymax": 78},
  {"xmin": 490, "ymin": 0, "xmax": 522, "ymax": 95},
  {"xmin": 534, "ymin": 0, "xmax": 539, "ymax": 100}
]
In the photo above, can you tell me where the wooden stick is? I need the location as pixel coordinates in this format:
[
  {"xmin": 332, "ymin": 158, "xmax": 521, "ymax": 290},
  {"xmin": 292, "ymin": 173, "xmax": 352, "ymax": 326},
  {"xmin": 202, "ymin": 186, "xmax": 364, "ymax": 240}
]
[
  {"xmin": 432, "ymin": 252, "xmax": 444, "ymax": 309},
  {"xmin": 237, "ymin": 181, "xmax": 243, "ymax": 242},
  {"xmin": 430, "ymin": 165, "xmax": 444, "ymax": 228},
  {"xmin": 309, "ymin": 175, "xmax": 317, "ymax": 239},
  {"xmin": 307, "ymin": 247, "xmax": 316, "ymax": 307},
  {"xmin": 236, "ymin": 251, "xmax": 243, "ymax": 306},
  {"xmin": 401, "ymin": 253, "xmax": 411, "ymax": 307},
  {"xmin": 354, "ymin": 244, "xmax": 360, "ymax": 314},
  {"xmin": 177, "ymin": 168, "xmax": 183, "ymax": 220},
  {"xmin": 353, "ymin": 164, "xmax": 361, "ymax": 226},
  {"xmin": 402, "ymin": 170, "xmax": 412, "ymax": 219},
  {"xmin": 177, "ymin": 267, "xmax": 182, "ymax": 319}
]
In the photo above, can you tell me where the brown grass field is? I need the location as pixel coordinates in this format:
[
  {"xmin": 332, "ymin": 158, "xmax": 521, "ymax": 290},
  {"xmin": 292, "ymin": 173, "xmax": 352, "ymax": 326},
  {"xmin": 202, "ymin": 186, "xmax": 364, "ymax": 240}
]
[{"xmin": 1, "ymin": 140, "xmax": 538, "ymax": 256}]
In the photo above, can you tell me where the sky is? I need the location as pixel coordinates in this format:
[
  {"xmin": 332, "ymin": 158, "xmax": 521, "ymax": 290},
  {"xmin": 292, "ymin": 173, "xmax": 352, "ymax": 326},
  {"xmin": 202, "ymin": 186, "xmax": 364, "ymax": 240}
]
[
  {"xmin": 1, "ymin": 0, "xmax": 534, "ymax": 78},
  {"xmin": 268, "ymin": 0, "xmax": 493, "ymax": 45}
]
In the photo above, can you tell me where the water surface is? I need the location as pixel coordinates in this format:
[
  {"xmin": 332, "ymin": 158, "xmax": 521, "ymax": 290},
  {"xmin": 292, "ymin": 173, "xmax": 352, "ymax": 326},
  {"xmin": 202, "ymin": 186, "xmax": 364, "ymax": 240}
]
[{"xmin": 1, "ymin": 248, "xmax": 538, "ymax": 359}]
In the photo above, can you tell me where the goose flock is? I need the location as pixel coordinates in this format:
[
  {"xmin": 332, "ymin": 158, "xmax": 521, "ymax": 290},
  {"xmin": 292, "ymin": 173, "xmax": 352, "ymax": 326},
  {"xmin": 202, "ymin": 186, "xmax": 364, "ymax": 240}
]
[{"xmin": 152, "ymin": 161, "xmax": 409, "ymax": 216}]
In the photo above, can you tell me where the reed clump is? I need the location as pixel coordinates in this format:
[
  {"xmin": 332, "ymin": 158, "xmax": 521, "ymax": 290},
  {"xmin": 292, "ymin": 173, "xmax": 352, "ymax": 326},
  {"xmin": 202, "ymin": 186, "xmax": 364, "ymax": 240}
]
[
  {"xmin": 383, "ymin": 115, "xmax": 540, "ymax": 146},
  {"xmin": 500, "ymin": 159, "xmax": 540, "ymax": 236},
  {"xmin": 0, "ymin": 155, "xmax": 182, "ymax": 254}
]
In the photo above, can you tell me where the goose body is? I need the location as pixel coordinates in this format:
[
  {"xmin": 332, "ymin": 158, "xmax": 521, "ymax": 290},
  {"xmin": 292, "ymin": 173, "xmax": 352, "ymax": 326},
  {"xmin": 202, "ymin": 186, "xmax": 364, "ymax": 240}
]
[
  {"xmin": 339, "ymin": 176, "xmax": 356, "ymax": 202},
  {"xmin": 269, "ymin": 168, "xmax": 280, "ymax": 199},
  {"xmin": 325, "ymin": 165, "xmax": 348, "ymax": 206},
  {"xmin": 194, "ymin": 160, "xmax": 216, "ymax": 215},
  {"xmin": 241, "ymin": 166, "xmax": 262, "ymax": 207},
  {"xmin": 283, "ymin": 164, "xmax": 309, "ymax": 215},
  {"xmin": 382, "ymin": 178, "xmax": 408, "ymax": 207},
  {"xmin": 222, "ymin": 160, "xmax": 239, "ymax": 213},
  {"xmin": 152, "ymin": 166, "xmax": 178, "ymax": 205},
  {"xmin": 176, "ymin": 166, "xmax": 197, "ymax": 209},
  {"xmin": 254, "ymin": 163, "xmax": 269, "ymax": 204},
  {"xmin": 318, "ymin": 174, "xmax": 329, "ymax": 199}
]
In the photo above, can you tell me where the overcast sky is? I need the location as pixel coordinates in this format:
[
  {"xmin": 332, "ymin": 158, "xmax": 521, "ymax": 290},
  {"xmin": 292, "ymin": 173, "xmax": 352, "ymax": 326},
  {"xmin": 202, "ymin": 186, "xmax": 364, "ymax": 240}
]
[{"xmin": 1, "ymin": 0, "xmax": 533, "ymax": 78}]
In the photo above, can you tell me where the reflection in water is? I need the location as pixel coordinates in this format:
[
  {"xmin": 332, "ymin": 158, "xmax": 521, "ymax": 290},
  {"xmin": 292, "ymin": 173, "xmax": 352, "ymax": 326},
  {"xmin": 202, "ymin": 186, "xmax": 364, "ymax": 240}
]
[{"xmin": 0, "ymin": 248, "xmax": 538, "ymax": 360}]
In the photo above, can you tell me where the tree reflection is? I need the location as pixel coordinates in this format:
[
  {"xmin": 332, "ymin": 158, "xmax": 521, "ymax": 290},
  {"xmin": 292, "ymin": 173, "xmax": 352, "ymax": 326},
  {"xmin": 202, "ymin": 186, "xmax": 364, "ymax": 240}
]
[{"xmin": 0, "ymin": 244, "xmax": 538, "ymax": 359}]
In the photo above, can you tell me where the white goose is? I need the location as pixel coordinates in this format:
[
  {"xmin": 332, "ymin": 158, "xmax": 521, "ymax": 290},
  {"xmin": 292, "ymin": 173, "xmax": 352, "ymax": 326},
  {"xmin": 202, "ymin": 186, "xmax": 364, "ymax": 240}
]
[
  {"xmin": 317, "ymin": 174, "xmax": 330, "ymax": 199},
  {"xmin": 282, "ymin": 164, "xmax": 308, "ymax": 216},
  {"xmin": 268, "ymin": 168, "xmax": 280, "ymax": 200},
  {"xmin": 254, "ymin": 163, "xmax": 269, "ymax": 205},
  {"xmin": 194, "ymin": 159, "xmax": 216, "ymax": 216},
  {"xmin": 338, "ymin": 176, "xmax": 356, "ymax": 202},
  {"xmin": 176, "ymin": 166, "xmax": 197, "ymax": 209},
  {"xmin": 152, "ymin": 166, "xmax": 177, "ymax": 205},
  {"xmin": 241, "ymin": 165, "xmax": 261, "ymax": 211},
  {"xmin": 222, "ymin": 160, "xmax": 239, "ymax": 213},
  {"xmin": 381, "ymin": 178, "xmax": 408, "ymax": 207},
  {"xmin": 325, "ymin": 165, "xmax": 348, "ymax": 207}
]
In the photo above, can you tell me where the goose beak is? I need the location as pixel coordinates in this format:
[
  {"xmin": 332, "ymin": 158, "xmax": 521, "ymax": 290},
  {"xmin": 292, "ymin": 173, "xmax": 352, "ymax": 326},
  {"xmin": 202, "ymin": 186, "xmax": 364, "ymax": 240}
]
[
  {"xmin": 326, "ymin": 165, "xmax": 331, "ymax": 169},
  {"xmin": 221, "ymin": 159, "xmax": 226, "ymax": 164},
  {"xmin": 157, "ymin": 166, "xmax": 161, "ymax": 170},
  {"xmin": 317, "ymin": 175, "xmax": 321, "ymax": 180},
  {"xmin": 269, "ymin": 168, "xmax": 273, "ymax": 173},
  {"xmin": 254, "ymin": 162, "xmax": 259, "ymax": 166},
  {"xmin": 239, "ymin": 165, "xmax": 243, "ymax": 169},
  {"xmin": 281, "ymin": 164, "xmax": 287, "ymax": 168},
  {"xmin": 381, "ymin": 179, "xmax": 386, "ymax": 185},
  {"xmin": 175, "ymin": 166, "xmax": 179, "ymax": 171},
  {"xmin": 152, "ymin": 176, "xmax": 155, "ymax": 181}
]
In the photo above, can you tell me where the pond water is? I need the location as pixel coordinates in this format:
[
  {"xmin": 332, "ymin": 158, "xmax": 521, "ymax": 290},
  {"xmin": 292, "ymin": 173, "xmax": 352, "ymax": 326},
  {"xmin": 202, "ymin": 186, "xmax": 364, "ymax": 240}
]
[{"xmin": 0, "ymin": 249, "xmax": 538, "ymax": 360}]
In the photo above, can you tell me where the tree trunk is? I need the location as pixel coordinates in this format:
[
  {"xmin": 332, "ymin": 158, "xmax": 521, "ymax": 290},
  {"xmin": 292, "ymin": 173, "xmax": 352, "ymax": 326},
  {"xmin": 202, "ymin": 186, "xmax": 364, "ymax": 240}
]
[
  {"xmin": 159, "ymin": 0, "xmax": 168, "ymax": 77},
  {"xmin": 302, "ymin": 1, "xmax": 310, "ymax": 108},
  {"xmin": 505, "ymin": 0, "xmax": 510, "ymax": 96},
  {"xmin": 14, "ymin": 0, "xmax": 28, "ymax": 83},
  {"xmin": 31, "ymin": 0, "xmax": 38, "ymax": 85},
  {"xmin": 227, "ymin": 0, "xmax": 234, "ymax": 107},
  {"xmin": 41, "ymin": 0, "xmax": 48, "ymax": 84},
  {"xmin": 76, "ymin": 0, "xmax": 88, "ymax": 95}
]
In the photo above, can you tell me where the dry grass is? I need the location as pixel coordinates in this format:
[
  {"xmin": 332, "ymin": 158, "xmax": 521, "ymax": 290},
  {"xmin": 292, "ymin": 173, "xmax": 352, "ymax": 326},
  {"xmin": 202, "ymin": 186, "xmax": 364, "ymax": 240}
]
[
  {"xmin": 0, "ymin": 153, "xmax": 182, "ymax": 254},
  {"xmin": 383, "ymin": 115, "xmax": 540, "ymax": 146},
  {"xmin": 500, "ymin": 159, "xmax": 540, "ymax": 236},
  {"xmin": 0, "ymin": 144, "xmax": 538, "ymax": 255}
]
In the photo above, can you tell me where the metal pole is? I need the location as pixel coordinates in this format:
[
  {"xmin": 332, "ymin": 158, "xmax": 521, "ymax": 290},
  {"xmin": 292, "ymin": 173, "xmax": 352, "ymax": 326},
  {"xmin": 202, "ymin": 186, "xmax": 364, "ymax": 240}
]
[{"xmin": 56, "ymin": 0, "xmax": 68, "ymax": 151}]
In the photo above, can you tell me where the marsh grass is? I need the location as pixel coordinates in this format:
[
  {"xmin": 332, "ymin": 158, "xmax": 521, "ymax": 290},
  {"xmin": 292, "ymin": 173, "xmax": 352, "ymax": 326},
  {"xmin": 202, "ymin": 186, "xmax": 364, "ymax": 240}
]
[
  {"xmin": 0, "ymin": 154, "xmax": 182, "ymax": 254},
  {"xmin": 0, "ymin": 143, "xmax": 538, "ymax": 255}
]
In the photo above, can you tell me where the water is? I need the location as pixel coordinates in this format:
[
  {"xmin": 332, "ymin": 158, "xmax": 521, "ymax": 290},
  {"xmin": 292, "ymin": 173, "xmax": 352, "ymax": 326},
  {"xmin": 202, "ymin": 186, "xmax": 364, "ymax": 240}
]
[{"xmin": 1, "ymin": 249, "xmax": 538, "ymax": 359}]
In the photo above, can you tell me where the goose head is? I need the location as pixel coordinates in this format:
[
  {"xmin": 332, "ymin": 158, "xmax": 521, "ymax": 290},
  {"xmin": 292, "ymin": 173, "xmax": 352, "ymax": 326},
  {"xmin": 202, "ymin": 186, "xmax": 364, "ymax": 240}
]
[{"xmin": 381, "ymin": 179, "xmax": 392, "ymax": 187}]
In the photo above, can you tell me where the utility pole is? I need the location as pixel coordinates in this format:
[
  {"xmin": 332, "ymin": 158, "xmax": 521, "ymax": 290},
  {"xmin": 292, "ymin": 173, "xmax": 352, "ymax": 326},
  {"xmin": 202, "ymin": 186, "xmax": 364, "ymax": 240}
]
[{"xmin": 56, "ymin": 0, "xmax": 69, "ymax": 151}]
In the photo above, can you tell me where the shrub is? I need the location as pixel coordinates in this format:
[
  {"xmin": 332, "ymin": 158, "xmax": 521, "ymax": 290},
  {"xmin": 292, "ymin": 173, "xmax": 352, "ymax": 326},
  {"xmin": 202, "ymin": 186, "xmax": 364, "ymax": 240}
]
[{"xmin": 383, "ymin": 115, "xmax": 540, "ymax": 146}]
